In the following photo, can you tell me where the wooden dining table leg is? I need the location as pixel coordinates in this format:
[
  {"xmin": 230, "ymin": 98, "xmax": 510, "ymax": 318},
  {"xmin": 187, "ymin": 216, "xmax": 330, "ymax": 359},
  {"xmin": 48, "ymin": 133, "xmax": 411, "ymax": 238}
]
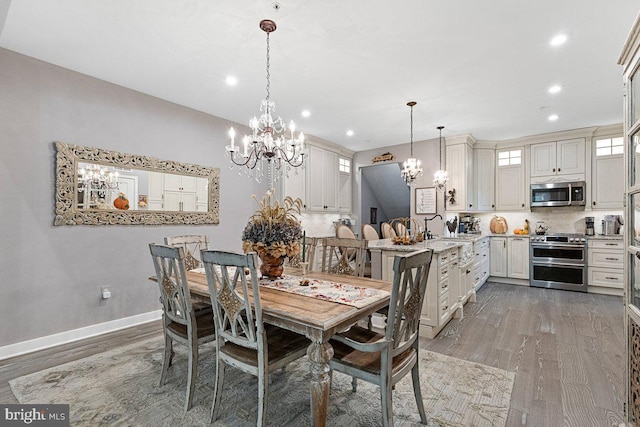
[{"xmin": 307, "ymin": 337, "xmax": 334, "ymax": 427}]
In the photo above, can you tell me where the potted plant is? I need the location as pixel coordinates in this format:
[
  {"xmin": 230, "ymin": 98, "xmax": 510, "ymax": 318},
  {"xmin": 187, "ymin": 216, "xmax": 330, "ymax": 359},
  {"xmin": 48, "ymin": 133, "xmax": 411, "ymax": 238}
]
[{"xmin": 242, "ymin": 189, "xmax": 303, "ymax": 279}]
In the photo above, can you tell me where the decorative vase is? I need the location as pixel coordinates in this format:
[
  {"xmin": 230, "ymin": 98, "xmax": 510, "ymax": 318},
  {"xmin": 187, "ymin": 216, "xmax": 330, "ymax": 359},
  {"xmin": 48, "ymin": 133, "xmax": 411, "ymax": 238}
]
[{"xmin": 259, "ymin": 253, "xmax": 286, "ymax": 280}]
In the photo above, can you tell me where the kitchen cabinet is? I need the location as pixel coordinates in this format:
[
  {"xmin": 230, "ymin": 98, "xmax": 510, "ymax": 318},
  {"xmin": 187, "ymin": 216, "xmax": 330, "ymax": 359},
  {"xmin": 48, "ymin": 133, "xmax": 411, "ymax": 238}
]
[
  {"xmin": 474, "ymin": 148, "xmax": 495, "ymax": 211},
  {"xmin": 306, "ymin": 145, "xmax": 339, "ymax": 212},
  {"xmin": 490, "ymin": 237, "xmax": 508, "ymax": 277},
  {"xmin": 507, "ymin": 237, "xmax": 529, "ymax": 279},
  {"xmin": 148, "ymin": 171, "xmax": 164, "ymax": 210},
  {"xmin": 446, "ymin": 136, "xmax": 475, "ymax": 211},
  {"xmin": 473, "ymin": 237, "xmax": 490, "ymax": 289},
  {"xmin": 495, "ymin": 147, "xmax": 526, "ymax": 211},
  {"xmin": 281, "ymin": 168, "xmax": 306, "ymax": 209},
  {"xmin": 148, "ymin": 171, "xmax": 200, "ymax": 211},
  {"xmin": 587, "ymin": 239, "xmax": 623, "ymax": 296},
  {"xmin": 592, "ymin": 152, "xmax": 624, "ymax": 209},
  {"xmin": 530, "ymin": 139, "xmax": 585, "ymax": 180},
  {"xmin": 338, "ymin": 157, "xmax": 352, "ymax": 213}
]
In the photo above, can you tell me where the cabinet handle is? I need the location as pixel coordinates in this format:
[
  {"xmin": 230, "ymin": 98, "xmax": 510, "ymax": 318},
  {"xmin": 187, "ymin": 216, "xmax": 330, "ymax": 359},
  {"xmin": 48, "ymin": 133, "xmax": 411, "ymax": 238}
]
[
  {"xmin": 492, "ymin": 204, "xmax": 495, "ymax": 208},
  {"xmin": 605, "ymin": 257, "xmax": 620, "ymax": 261},
  {"xmin": 442, "ymin": 306, "xmax": 448, "ymax": 311},
  {"xmin": 605, "ymin": 277, "xmax": 618, "ymax": 280},
  {"xmin": 605, "ymin": 243, "xmax": 618, "ymax": 246},
  {"xmin": 553, "ymin": 168, "xmax": 556, "ymax": 172},
  {"xmin": 441, "ymin": 283, "xmax": 448, "ymax": 289},
  {"xmin": 593, "ymin": 201, "xmax": 597, "ymax": 206},
  {"xmin": 469, "ymin": 204, "xmax": 472, "ymax": 208},
  {"xmin": 522, "ymin": 203, "xmax": 525, "ymax": 207},
  {"xmin": 466, "ymin": 270, "xmax": 471, "ymax": 274},
  {"xmin": 558, "ymin": 168, "xmax": 561, "ymax": 172}
]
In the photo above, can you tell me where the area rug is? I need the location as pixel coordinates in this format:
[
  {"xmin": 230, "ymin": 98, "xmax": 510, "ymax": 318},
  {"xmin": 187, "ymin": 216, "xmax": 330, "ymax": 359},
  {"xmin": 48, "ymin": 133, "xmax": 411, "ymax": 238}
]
[{"xmin": 10, "ymin": 337, "xmax": 514, "ymax": 426}]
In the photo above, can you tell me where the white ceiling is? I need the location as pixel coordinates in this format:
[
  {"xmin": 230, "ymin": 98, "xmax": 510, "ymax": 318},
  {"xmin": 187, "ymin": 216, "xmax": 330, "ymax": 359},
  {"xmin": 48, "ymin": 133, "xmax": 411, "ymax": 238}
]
[{"xmin": 1, "ymin": 0, "xmax": 638, "ymax": 151}]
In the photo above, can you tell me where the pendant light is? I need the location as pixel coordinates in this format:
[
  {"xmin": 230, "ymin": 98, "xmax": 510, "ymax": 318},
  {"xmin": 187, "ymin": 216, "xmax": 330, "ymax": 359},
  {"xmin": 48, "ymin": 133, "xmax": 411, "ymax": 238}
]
[
  {"xmin": 433, "ymin": 126, "xmax": 448, "ymax": 191},
  {"xmin": 400, "ymin": 101, "xmax": 423, "ymax": 186}
]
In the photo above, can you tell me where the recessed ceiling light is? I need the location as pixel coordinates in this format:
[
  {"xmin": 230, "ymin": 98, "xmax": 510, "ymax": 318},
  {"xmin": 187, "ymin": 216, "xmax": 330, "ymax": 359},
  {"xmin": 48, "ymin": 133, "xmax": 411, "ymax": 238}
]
[
  {"xmin": 548, "ymin": 114, "xmax": 559, "ymax": 121},
  {"xmin": 346, "ymin": 130, "xmax": 354, "ymax": 137},
  {"xmin": 225, "ymin": 76, "xmax": 238, "ymax": 86},
  {"xmin": 301, "ymin": 110, "xmax": 311, "ymax": 118},
  {"xmin": 548, "ymin": 85, "xmax": 562, "ymax": 94},
  {"xmin": 550, "ymin": 34, "xmax": 567, "ymax": 46}
]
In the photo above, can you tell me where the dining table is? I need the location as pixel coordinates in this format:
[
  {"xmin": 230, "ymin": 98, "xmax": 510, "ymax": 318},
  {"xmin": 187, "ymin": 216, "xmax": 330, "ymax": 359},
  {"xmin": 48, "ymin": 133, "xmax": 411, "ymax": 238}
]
[{"xmin": 183, "ymin": 267, "xmax": 392, "ymax": 427}]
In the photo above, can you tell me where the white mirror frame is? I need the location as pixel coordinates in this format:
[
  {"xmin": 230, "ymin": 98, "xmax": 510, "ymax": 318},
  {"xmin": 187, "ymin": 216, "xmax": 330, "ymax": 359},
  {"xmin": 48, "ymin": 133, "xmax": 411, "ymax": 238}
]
[{"xmin": 54, "ymin": 141, "xmax": 220, "ymax": 225}]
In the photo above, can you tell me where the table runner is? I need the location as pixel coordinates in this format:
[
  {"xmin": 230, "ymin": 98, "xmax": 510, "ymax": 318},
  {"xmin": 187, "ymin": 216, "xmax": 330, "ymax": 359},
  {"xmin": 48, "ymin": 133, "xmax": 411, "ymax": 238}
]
[{"xmin": 190, "ymin": 268, "xmax": 388, "ymax": 308}]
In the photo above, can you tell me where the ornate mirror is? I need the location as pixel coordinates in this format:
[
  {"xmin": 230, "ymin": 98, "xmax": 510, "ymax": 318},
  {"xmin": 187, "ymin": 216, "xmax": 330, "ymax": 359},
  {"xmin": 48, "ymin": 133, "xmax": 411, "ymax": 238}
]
[{"xmin": 54, "ymin": 142, "xmax": 220, "ymax": 225}]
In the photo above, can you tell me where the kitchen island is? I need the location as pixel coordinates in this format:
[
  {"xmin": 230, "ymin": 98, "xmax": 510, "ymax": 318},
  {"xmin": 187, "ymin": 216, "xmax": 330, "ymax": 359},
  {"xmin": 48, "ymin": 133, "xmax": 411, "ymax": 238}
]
[{"xmin": 369, "ymin": 236, "xmax": 487, "ymax": 338}]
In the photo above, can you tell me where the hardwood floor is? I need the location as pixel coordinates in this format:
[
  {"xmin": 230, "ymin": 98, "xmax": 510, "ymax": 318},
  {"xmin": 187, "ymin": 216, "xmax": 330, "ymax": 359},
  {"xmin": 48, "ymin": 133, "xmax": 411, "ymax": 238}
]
[
  {"xmin": 0, "ymin": 281, "xmax": 625, "ymax": 426},
  {"xmin": 422, "ymin": 281, "xmax": 625, "ymax": 426}
]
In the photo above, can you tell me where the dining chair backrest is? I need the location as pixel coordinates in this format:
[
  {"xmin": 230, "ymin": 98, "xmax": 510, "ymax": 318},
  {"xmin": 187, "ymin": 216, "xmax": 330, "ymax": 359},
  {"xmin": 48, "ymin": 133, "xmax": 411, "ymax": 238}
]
[
  {"xmin": 381, "ymin": 222, "xmax": 397, "ymax": 239},
  {"xmin": 164, "ymin": 235, "xmax": 210, "ymax": 271},
  {"xmin": 386, "ymin": 249, "xmax": 433, "ymax": 355},
  {"xmin": 395, "ymin": 222, "xmax": 407, "ymax": 237},
  {"xmin": 200, "ymin": 250, "xmax": 263, "ymax": 350},
  {"xmin": 336, "ymin": 224, "xmax": 357, "ymax": 239},
  {"xmin": 285, "ymin": 236, "xmax": 318, "ymax": 270},
  {"xmin": 362, "ymin": 224, "xmax": 380, "ymax": 241},
  {"xmin": 321, "ymin": 237, "xmax": 367, "ymax": 277},
  {"xmin": 149, "ymin": 244, "xmax": 194, "ymax": 329}
]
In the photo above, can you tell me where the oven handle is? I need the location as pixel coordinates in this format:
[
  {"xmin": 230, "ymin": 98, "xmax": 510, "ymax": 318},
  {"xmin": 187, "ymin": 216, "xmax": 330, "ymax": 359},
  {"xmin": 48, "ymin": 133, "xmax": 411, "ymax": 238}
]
[
  {"xmin": 531, "ymin": 261, "xmax": 585, "ymax": 268},
  {"xmin": 531, "ymin": 244, "xmax": 585, "ymax": 250}
]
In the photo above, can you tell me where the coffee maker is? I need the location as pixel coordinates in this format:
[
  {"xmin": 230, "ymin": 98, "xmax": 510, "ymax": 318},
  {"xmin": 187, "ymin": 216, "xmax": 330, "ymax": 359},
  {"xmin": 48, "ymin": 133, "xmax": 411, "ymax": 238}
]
[{"xmin": 585, "ymin": 216, "xmax": 595, "ymax": 236}]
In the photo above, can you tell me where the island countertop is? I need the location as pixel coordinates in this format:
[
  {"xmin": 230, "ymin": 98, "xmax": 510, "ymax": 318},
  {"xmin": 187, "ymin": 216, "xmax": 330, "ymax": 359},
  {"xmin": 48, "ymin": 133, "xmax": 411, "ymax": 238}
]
[{"xmin": 368, "ymin": 238, "xmax": 464, "ymax": 254}]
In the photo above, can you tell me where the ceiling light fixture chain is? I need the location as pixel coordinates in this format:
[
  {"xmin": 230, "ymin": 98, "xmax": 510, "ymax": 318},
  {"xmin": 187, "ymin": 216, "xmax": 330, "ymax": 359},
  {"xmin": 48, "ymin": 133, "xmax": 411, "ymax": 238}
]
[
  {"xmin": 433, "ymin": 125, "xmax": 449, "ymax": 191},
  {"xmin": 225, "ymin": 19, "xmax": 305, "ymax": 187},
  {"xmin": 401, "ymin": 101, "xmax": 422, "ymax": 186}
]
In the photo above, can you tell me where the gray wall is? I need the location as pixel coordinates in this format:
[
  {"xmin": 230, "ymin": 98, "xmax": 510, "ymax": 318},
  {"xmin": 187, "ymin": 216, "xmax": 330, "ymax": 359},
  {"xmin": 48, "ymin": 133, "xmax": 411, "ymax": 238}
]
[{"xmin": 0, "ymin": 48, "xmax": 268, "ymax": 346}]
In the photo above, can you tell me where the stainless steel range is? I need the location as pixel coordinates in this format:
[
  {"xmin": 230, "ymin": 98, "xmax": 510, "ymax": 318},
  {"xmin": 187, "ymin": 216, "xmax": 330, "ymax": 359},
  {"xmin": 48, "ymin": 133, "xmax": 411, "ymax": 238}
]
[{"xmin": 529, "ymin": 233, "xmax": 587, "ymax": 292}]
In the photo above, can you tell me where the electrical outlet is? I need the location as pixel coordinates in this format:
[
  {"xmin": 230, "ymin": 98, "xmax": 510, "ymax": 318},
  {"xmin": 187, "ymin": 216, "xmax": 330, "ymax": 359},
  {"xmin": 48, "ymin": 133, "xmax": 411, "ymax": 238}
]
[{"xmin": 101, "ymin": 286, "xmax": 111, "ymax": 299}]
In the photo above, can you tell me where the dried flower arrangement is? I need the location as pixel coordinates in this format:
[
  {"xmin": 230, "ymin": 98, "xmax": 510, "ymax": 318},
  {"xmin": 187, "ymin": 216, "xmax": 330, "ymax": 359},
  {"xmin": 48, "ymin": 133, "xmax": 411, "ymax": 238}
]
[{"xmin": 242, "ymin": 189, "xmax": 304, "ymax": 259}]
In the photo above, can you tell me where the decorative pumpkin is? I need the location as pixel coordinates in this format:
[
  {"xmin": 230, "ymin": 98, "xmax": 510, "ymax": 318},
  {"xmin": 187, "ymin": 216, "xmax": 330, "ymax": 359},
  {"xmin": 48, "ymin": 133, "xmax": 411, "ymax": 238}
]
[
  {"xmin": 490, "ymin": 215, "xmax": 508, "ymax": 234},
  {"xmin": 113, "ymin": 192, "xmax": 130, "ymax": 210}
]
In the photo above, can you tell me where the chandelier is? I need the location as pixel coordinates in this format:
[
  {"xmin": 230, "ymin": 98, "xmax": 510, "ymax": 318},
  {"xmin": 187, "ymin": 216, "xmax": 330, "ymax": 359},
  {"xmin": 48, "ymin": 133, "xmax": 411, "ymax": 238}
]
[
  {"xmin": 225, "ymin": 19, "xmax": 305, "ymax": 184},
  {"xmin": 78, "ymin": 164, "xmax": 119, "ymax": 191},
  {"xmin": 433, "ymin": 125, "xmax": 448, "ymax": 191},
  {"xmin": 401, "ymin": 101, "xmax": 422, "ymax": 185}
]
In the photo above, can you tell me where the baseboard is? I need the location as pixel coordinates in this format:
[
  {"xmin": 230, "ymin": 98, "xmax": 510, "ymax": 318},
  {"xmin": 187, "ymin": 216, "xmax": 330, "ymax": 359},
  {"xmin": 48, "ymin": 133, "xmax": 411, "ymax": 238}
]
[{"xmin": 0, "ymin": 310, "xmax": 162, "ymax": 361}]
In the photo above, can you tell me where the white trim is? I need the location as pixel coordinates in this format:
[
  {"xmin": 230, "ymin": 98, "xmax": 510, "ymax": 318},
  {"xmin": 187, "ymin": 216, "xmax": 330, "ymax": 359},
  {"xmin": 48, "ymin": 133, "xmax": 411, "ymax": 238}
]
[{"xmin": 0, "ymin": 310, "xmax": 162, "ymax": 361}]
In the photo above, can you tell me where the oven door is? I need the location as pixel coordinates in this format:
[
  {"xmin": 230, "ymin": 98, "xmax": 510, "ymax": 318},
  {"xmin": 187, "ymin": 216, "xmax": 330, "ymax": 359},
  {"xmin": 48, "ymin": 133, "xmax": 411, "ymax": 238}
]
[
  {"xmin": 530, "ymin": 244, "xmax": 585, "ymax": 264},
  {"xmin": 530, "ymin": 261, "xmax": 587, "ymax": 292}
]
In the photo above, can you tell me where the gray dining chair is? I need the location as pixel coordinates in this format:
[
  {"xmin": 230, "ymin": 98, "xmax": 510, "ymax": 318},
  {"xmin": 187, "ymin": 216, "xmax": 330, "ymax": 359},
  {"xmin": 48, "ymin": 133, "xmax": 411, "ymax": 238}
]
[
  {"xmin": 148, "ymin": 243, "xmax": 217, "ymax": 412},
  {"xmin": 328, "ymin": 249, "xmax": 434, "ymax": 427},
  {"xmin": 321, "ymin": 237, "xmax": 367, "ymax": 277},
  {"xmin": 165, "ymin": 234, "xmax": 212, "ymax": 314},
  {"xmin": 200, "ymin": 250, "xmax": 310, "ymax": 426}
]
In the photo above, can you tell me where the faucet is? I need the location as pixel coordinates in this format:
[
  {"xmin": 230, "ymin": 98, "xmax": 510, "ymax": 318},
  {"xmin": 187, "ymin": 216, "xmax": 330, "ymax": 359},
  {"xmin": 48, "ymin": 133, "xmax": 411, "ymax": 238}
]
[{"xmin": 424, "ymin": 214, "xmax": 443, "ymax": 240}]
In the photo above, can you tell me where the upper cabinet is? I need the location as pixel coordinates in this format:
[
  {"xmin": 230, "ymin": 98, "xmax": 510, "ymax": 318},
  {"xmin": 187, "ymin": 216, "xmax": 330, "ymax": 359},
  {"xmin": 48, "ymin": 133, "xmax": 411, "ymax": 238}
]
[
  {"xmin": 446, "ymin": 135, "xmax": 476, "ymax": 211},
  {"xmin": 278, "ymin": 141, "xmax": 353, "ymax": 214},
  {"xmin": 474, "ymin": 148, "xmax": 495, "ymax": 211},
  {"xmin": 530, "ymin": 138, "xmax": 586, "ymax": 182},
  {"xmin": 495, "ymin": 147, "xmax": 526, "ymax": 211},
  {"xmin": 592, "ymin": 135, "xmax": 624, "ymax": 209}
]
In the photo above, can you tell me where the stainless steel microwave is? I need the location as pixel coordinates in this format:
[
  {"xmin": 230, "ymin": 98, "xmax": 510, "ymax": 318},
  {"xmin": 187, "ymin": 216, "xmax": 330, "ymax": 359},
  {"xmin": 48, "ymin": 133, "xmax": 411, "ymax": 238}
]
[{"xmin": 530, "ymin": 181, "xmax": 586, "ymax": 207}]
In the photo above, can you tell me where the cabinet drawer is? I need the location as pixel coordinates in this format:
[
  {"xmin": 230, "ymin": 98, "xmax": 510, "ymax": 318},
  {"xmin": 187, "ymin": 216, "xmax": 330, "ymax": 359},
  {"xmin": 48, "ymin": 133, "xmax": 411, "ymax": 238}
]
[
  {"xmin": 474, "ymin": 248, "xmax": 489, "ymax": 266},
  {"xmin": 438, "ymin": 264, "xmax": 450, "ymax": 282},
  {"xmin": 588, "ymin": 267, "xmax": 623, "ymax": 289},
  {"xmin": 449, "ymin": 248, "xmax": 458, "ymax": 262},
  {"xmin": 588, "ymin": 239, "xmax": 623, "ymax": 250},
  {"xmin": 438, "ymin": 277, "xmax": 450, "ymax": 296},
  {"xmin": 588, "ymin": 249, "xmax": 623, "ymax": 268},
  {"xmin": 438, "ymin": 249, "xmax": 455, "ymax": 267},
  {"xmin": 439, "ymin": 292, "xmax": 450, "ymax": 325}
]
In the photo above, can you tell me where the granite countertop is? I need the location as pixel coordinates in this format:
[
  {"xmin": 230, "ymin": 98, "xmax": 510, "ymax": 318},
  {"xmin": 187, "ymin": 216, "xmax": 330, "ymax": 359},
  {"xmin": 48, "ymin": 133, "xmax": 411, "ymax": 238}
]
[
  {"xmin": 369, "ymin": 238, "xmax": 464, "ymax": 253},
  {"xmin": 587, "ymin": 234, "xmax": 623, "ymax": 240}
]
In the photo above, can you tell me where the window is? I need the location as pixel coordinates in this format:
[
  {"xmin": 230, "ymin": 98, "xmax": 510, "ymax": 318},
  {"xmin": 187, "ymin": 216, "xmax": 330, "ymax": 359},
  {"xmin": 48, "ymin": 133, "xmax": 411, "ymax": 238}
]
[
  {"xmin": 339, "ymin": 158, "xmax": 351, "ymax": 174},
  {"xmin": 497, "ymin": 149, "xmax": 522, "ymax": 166},
  {"xmin": 595, "ymin": 136, "xmax": 624, "ymax": 156}
]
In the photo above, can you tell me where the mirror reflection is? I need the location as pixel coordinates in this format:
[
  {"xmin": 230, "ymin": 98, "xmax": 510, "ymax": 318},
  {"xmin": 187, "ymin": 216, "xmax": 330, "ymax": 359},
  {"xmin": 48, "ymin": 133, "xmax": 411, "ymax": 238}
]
[{"xmin": 76, "ymin": 162, "xmax": 209, "ymax": 212}]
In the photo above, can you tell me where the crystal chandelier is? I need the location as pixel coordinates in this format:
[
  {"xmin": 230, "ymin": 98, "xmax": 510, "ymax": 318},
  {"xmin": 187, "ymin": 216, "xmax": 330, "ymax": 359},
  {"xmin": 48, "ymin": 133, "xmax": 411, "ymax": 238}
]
[
  {"xmin": 78, "ymin": 164, "xmax": 119, "ymax": 190},
  {"xmin": 225, "ymin": 19, "xmax": 305, "ymax": 184},
  {"xmin": 401, "ymin": 101, "xmax": 422, "ymax": 186},
  {"xmin": 433, "ymin": 125, "xmax": 448, "ymax": 191}
]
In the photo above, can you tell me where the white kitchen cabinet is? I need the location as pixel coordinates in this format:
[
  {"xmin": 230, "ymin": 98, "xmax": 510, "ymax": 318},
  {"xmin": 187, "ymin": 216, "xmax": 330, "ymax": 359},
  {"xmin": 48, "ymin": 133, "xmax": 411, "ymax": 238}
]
[
  {"xmin": 338, "ymin": 157, "xmax": 352, "ymax": 213},
  {"xmin": 490, "ymin": 237, "xmax": 508, "ymax": 277},
  {"xmin": 507, "ymin": 237, "xmax": 529, "ymax": 279},
  {"xmin": 473, "ymin": 237, "xmax": 490, "ymax": 289},
  {"xmin": 474, "ymin": 148, "xmax": 495, "ymax": 211},
  {"xmin": 592, "ymin": 153, "xmax": 624, "ymax": 209},
  {"xmin": 446, "ymin": 137, "xmax": 475, "ymax": 211},
  {"xmin": 147, "ymin": 171, "xmax": 199, "ymax": 211},
  {"xmin": 587, "ymin": 239, "xmax": 623, "ymax": 296},
  {"xmin": 164, "ymin": 190, "xmax": 196, "ymax": 211},
  {"xmin": 148, "ymin": 171, "xmax": 164, "ymax": 210},
  {"xmin": 495, "ymin": 147, "xmax": 526, "ymax": 211},
  {"xmin": 279, "ymin": 167, "xmax": 306, "ymax": 208},
  {"xmin": 530, "ymin": 138, "xmax": 585, "ymax": 179},
  {"xmin": 306, "ymin": 145, "xmax": 338, "ymax": 212}
]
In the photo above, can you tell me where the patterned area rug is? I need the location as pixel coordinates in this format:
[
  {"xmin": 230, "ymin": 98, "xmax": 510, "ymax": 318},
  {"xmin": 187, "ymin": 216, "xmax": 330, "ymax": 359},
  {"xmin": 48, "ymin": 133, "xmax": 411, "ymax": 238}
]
[{"xmin": 10, "ymin": 337, "xmax": 514, "ymax": 426}]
